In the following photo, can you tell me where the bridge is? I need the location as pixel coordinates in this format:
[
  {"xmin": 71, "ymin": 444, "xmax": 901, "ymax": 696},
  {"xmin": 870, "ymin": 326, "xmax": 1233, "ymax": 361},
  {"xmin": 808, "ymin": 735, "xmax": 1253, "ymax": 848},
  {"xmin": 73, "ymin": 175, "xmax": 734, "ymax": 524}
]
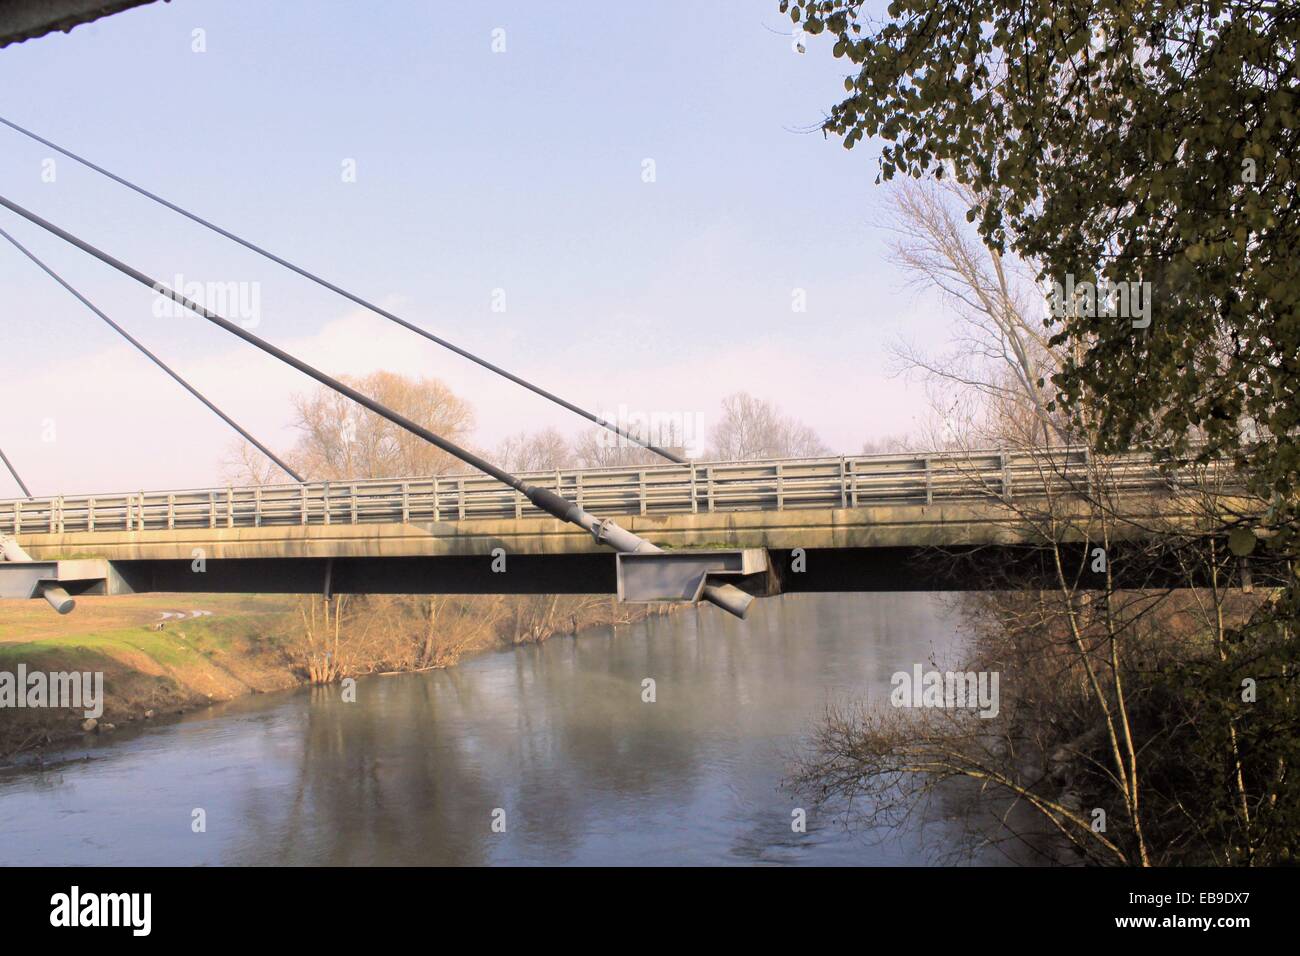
[
  {"xmin": 0, "ymin": 116, "xmax": 1257, "ymax": 620},
  {"xmin": 0, "ymin": 447, "xmax": 1249, "ymax": 614}
]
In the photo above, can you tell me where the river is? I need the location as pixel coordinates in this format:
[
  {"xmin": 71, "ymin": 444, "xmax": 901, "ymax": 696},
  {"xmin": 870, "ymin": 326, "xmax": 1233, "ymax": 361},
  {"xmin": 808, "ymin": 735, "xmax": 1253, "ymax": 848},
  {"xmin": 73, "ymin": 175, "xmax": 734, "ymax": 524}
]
[{"xmin": 0, "ymin": 593, "xmax": 1016, "ymax": 865}]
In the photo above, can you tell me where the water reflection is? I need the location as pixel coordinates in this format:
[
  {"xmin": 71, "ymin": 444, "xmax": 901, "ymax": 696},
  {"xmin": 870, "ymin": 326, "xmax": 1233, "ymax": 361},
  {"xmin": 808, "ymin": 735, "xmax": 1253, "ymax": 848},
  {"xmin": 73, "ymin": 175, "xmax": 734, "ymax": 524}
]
[{"xmin": 0, "ymin": 593, "xmax": 1014, "ymax": 865}]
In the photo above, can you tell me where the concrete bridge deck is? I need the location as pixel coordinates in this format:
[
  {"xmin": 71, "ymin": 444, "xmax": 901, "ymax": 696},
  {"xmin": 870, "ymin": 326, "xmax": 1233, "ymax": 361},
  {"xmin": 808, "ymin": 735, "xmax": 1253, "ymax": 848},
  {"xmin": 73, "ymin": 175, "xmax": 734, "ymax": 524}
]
[
  {"xmin": 1, "ymin": 448, "xmax": 1222, "ymax": 553},
  {"xmin": 0, "ymin": 449, "xmax": 1249, "ymax": 603}
]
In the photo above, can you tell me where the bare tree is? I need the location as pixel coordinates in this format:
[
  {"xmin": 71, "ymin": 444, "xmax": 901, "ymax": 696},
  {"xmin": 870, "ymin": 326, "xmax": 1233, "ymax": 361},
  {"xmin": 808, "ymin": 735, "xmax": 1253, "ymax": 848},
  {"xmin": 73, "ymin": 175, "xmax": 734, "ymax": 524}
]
[
  {"xmin": 287, "ymin": 370, "xmax": 474, "ymax": 480},
  {"xmin": 885, "ymin": 179, "xmax": 1070, "ymax": 447},
  {"xmin": 296, "ymin": 594, "xmax": 353, "ymax": 684},
  {"xmin": 495, "ymin": 427, "xmax": 575, "ymax": 473},
  {"xmin": 860, "ymin": 433, "xmax": 917, "ymax": 455},
  {"xmin": 220, "ymin": 439, "xmax": 284, "ymax": 487},
  {"xmin": 707, "ymin": 392, "xmax": 828, "ymax": 460}
]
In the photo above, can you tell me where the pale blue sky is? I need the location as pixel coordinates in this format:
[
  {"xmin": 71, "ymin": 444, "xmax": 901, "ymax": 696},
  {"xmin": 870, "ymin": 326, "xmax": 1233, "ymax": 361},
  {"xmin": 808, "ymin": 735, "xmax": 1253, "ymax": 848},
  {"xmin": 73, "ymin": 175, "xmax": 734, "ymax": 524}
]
[{"xmin": 0, "ymin": 0, "xmax": 948, "ymax": 494}]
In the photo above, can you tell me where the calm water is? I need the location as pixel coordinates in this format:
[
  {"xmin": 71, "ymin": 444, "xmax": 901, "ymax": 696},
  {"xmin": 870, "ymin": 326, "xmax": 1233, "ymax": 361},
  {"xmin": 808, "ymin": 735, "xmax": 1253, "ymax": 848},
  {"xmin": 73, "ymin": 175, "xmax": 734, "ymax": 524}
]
[{"xmin": 0, "ymin": 593, "xmax": 1005, "ymax": 865}]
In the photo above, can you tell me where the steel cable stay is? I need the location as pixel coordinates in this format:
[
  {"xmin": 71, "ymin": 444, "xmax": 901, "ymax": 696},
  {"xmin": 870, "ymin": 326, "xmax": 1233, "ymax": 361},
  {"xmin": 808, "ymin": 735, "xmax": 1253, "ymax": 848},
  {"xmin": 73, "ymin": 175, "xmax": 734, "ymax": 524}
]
[
  {"xmin": 0, "ymin": 225, "xmax": 303, "ymax": 483},
  {"xmin": 0, "ymin": 195, "xmax": 752, "ymax": 618},
  {"xmin": 0, "ymin": 444, "xmax": 31, "ymax": 498},
  {"xmin": 0, "ymin": 115, "xmax": 686, "ymax": 464}
]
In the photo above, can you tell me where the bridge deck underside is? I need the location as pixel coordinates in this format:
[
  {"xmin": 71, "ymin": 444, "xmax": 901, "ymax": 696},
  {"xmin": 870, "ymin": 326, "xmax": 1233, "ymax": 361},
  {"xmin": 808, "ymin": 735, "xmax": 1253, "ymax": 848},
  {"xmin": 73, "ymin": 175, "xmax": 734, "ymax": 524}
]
[{"xmin": 93, "ymin": 543, "xmax": 1261, "ymax": 596}]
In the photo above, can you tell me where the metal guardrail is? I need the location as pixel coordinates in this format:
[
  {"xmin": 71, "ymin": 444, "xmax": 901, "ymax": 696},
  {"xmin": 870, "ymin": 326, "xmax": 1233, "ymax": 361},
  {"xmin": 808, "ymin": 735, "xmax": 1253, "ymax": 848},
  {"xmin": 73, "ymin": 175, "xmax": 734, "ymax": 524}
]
[{"xmin": 0, "ymin": 448, "xmax": 1216, "ymax": 536}]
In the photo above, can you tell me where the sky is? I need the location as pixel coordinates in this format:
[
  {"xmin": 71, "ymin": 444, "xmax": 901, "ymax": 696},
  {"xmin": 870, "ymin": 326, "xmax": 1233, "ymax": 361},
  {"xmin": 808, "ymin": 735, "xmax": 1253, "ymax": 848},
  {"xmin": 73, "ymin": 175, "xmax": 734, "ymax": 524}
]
[{"xmin": 0, "ymin": 0, "xmax": 950, "ymax": 496}]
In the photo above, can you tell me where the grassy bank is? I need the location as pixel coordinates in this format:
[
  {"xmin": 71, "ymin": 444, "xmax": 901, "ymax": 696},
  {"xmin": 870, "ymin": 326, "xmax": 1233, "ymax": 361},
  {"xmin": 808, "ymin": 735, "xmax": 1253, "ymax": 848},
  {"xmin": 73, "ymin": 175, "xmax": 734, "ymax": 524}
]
[{"xmin": 0, "ymin": 594, "xmax": 299, "ymax": 758}]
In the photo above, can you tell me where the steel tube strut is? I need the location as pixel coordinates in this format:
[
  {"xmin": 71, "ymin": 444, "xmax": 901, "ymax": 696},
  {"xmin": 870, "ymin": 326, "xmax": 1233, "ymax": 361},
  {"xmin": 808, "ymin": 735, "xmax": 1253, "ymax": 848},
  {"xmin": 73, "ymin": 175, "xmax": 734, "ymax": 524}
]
[
  {"xmin": 0, "ymin": 535, "xmax": 74, "ymax": 613},
  {"xmin": 0, "ymin": 116, "xmax": 686, "ymax": 464},
  {"xmin": 0, "ymin": 195, "xmax": 750, "ymax": 618},
  {"xmin": 0, "ymin": 226, "xmax": 302, "ymax": 483}
]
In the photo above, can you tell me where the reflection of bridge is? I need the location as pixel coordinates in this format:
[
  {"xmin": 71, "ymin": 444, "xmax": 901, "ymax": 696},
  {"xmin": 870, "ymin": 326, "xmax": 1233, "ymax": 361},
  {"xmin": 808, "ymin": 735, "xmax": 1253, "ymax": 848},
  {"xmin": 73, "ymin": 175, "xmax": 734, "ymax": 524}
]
[{"xmin": 0, "ymin": 448, "xmax": 1242, "ymax": 612}]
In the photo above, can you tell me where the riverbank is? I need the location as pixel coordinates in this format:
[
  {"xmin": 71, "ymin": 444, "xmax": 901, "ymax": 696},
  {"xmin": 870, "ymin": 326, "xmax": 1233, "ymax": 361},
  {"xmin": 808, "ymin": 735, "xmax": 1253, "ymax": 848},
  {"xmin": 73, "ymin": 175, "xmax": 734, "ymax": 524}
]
[
  {"xmin": 0, "ymin": 593, "xmax": 669, "ymax": 759},
  {"xmin": 0, "ymin": 594, "xmax": 300, "ymax": 758}
]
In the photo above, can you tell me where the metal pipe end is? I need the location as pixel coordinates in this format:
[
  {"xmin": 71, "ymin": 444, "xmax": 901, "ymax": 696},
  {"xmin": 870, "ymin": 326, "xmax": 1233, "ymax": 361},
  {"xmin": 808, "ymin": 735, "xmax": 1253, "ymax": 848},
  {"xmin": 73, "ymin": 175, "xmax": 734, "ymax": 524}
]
[
  {"xmin": 42, "ymin": 586, "xmax": 75, "ymax": 615},
  {"xmin": 701, "ymin": 583, "xmax": 753, "ymax": 619}
]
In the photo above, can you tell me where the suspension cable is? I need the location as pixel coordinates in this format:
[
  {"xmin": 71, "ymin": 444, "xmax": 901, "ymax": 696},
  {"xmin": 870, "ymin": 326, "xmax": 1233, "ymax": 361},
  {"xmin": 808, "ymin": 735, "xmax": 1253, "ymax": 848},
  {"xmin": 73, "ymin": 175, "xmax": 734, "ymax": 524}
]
[
  {"xmin": 0, "ymin": 445, "xmax": 31, "ymax": 498},
  {"xmin": 0, "ymin": 193, "xmax": 597, "ymax": 497},
  {"xmin": 0, "ymin": 225, "xmax": 303, "ymax": 483},
  {"xmin": 0, "ymin": 115, "xmax": 686, "ymax": 463}
]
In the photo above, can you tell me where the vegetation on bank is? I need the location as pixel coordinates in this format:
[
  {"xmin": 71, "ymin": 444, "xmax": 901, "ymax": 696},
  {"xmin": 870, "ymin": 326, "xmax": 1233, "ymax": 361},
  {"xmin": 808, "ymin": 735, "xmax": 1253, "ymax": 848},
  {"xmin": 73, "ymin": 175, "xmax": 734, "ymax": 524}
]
[{"xmin": 286, "ymin": 592, "xmax": 673, "ymax": 684}]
